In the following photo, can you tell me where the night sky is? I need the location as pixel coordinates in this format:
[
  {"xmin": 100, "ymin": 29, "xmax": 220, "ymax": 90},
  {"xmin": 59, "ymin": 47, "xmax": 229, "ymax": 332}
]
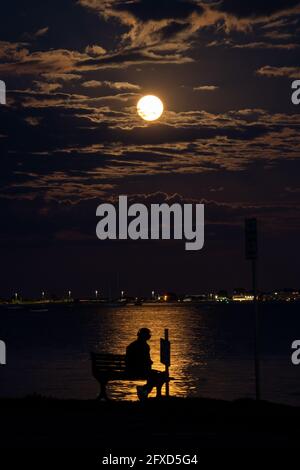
[{"xmin": 1, "ymin": 0, "xmax": 300, "ymax": 297}]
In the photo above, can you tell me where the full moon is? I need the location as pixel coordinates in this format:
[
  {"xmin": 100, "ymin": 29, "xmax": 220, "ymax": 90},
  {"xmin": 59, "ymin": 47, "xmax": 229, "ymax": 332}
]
[{"xmin": 137, "ymin": 95, "xmax": 164, "ymax": 121}]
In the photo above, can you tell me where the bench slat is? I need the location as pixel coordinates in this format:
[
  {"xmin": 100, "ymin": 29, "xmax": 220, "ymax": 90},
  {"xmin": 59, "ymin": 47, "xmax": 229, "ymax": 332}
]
[
  {"xmin": 93, "ymin": 365, "xmax": 125, "ymax": 370},
  {"xmin": 93, "ymin": 361, "xmax": 125, "ymax": 365},
  {"xmin": 91, "ymin": 353, "xmax": 125, "ymax": 360}
]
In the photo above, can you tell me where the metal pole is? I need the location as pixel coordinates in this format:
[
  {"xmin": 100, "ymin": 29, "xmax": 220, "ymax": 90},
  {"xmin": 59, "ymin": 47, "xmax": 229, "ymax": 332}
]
[
  {"xmin": 164, "ymin": 328, "xmax": 170, "ymax": 397},
  {"xmin": 252, "ymin": 259, "xmax": 260, "ymax": 400}
]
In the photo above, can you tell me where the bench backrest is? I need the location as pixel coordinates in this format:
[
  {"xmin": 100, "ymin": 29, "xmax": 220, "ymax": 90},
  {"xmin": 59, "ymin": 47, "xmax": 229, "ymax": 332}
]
[{"xmin": 91, "ymin": 352, "xmax": 126, "ymax": 374}]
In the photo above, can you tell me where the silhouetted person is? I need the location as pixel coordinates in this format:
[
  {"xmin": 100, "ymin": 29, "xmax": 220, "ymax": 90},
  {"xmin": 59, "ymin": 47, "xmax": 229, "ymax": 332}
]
[{"xmin": 125, "ymin": 328, "xmax": 167, "ymax": 400}]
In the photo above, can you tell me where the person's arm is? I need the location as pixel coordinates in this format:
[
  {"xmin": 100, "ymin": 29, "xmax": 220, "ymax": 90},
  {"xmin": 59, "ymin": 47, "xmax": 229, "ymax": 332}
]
[{"xmin": 146, "ymin": 344, "xmax": 153, "ymax": 368}]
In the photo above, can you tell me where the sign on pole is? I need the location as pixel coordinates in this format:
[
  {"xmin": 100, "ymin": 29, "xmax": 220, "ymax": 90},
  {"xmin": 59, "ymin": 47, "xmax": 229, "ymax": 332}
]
[{"xmin": 160, "ymin": 335, "xmax": 170, "ymax": 367}]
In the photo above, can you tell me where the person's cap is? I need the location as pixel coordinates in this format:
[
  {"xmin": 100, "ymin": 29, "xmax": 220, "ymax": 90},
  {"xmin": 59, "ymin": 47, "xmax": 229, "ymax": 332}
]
[{"xmin": 137, "ymin": 327, "xmax": 151, "ymax": 337}]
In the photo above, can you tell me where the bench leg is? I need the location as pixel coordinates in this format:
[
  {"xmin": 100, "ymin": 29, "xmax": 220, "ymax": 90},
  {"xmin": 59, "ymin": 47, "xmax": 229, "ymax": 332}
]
[{"xmin": 97, "ymin": 380, "xmax": 109, "ymax": 401}]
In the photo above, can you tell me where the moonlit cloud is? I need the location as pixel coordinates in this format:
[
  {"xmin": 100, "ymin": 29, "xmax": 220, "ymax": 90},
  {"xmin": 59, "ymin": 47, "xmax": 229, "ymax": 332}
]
[
  {"xmin": 34, "ymin": 26, "xmax": 49, "ymax": 37},
  {"xmin": 82, "ymin": 80, "xmax": 141, "ymax": 90},
  {"xmin": 85, "ymin": 44, "xmax": 107, "ymax": 56},
  {"xmin": 256, "ymin": 66, "xmax": 300, "ymax": 78},
  {"xmin": 193, "ymin": 85, "xmax": 219, "ymax": 91}
]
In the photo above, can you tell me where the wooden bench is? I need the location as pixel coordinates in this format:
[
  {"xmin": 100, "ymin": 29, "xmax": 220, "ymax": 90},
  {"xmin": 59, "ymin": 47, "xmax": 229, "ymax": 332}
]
[{"xmin": 91, "ymin": 352, "xmax": 171, "ymax": 400}]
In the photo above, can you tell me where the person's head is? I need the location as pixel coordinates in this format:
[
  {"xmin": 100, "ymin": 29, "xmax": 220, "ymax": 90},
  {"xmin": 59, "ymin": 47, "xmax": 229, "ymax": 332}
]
[{"xmin": 137, "ymin": 327, "xmax": 151, "ymax": 341}]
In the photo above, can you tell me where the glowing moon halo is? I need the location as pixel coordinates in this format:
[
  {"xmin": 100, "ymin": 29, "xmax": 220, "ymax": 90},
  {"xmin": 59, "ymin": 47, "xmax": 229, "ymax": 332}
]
[{"xmin": 137, "ymin": 95, "xmax": 164, "ymax": 121}]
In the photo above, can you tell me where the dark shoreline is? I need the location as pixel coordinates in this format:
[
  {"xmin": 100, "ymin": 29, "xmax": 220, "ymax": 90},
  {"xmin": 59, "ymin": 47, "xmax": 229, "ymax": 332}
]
[
  {"xmin": 0, "ymin": 396, "xmax": 299, "ymax": 449},
  {"xmin": 1, "ymin": 299, "xmax": 298, "ymax": 308}
]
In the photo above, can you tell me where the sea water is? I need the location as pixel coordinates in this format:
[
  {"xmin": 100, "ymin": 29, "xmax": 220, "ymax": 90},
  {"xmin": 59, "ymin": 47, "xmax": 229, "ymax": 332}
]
[{"xmin": 0, "ymin": 302, "xmax": 299, "ymax": 405}]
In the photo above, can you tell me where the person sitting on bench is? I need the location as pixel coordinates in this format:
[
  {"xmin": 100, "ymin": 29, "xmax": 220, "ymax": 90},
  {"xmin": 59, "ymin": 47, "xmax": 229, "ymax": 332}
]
[{"xmin": 125, "ymin": 328, "xmax": 167, "ymax": 401}]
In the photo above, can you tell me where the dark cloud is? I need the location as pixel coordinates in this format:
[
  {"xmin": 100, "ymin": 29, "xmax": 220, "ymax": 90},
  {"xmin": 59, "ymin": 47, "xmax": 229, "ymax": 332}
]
[
  {"xmin": 114, "ymin": 0, "xmax": 203, "ymax": 21},
  {"xmin": 215, "ymin": 0, "xmax": 300, "ymax": 18},
  {"xmin": 76, "ymin": 48, "xmax": 193, "ymax": 70},
  {"xmin": 159, "ymin": 21, "xmax": 189, "ymax": 40}
]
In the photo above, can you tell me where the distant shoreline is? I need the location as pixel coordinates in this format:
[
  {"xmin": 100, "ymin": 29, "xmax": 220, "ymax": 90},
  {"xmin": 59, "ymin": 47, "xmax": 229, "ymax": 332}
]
[{"xmin": 1, "ymin": 299, "xmax": 299, "ymax": 307}]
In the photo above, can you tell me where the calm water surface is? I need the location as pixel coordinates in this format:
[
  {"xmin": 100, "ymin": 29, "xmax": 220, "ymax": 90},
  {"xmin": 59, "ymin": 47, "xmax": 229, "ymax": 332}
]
[{"xmin": 0, "ymin": 303, "xmax": 300, "ymax": 404}]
